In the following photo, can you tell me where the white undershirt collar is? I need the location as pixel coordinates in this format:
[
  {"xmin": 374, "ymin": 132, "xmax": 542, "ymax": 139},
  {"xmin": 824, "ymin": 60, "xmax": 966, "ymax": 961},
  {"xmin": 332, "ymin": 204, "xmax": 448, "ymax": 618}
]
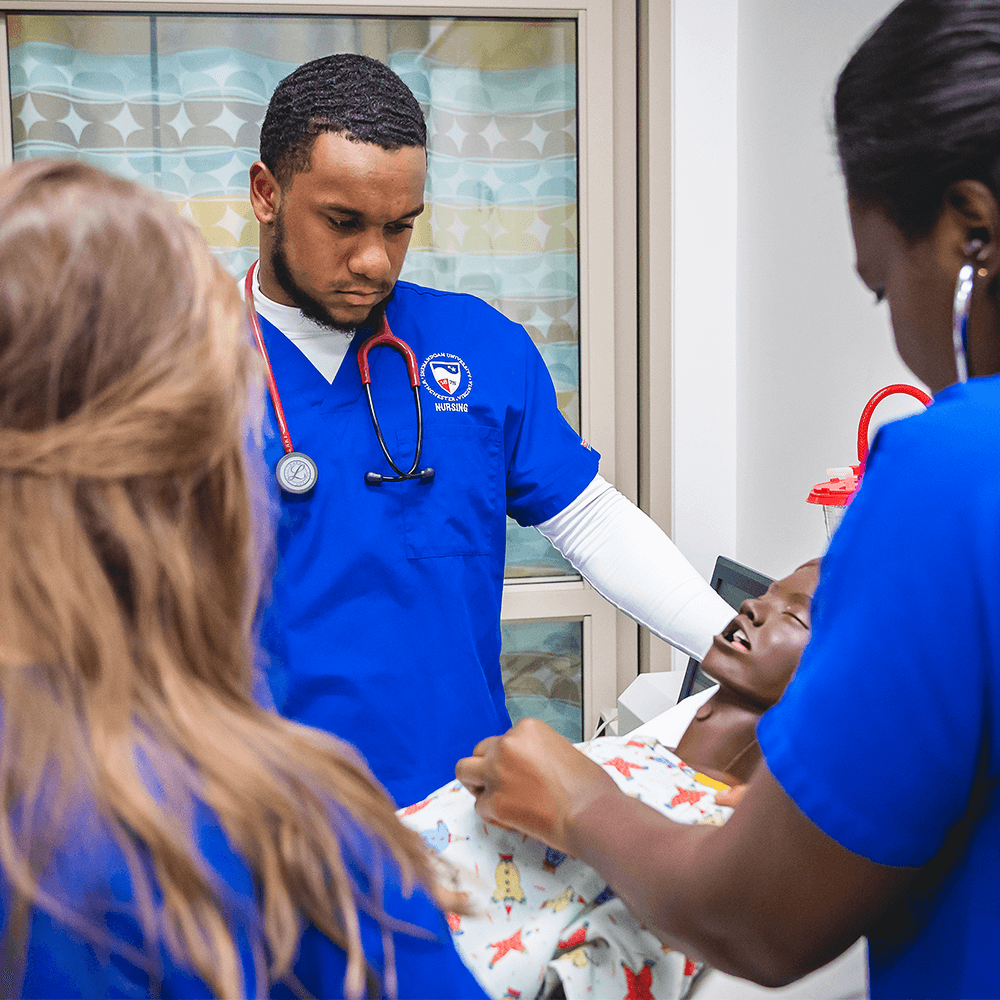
[{"xmin": 246, "ymin": 267, "xmax": 354, "ymax": 384}]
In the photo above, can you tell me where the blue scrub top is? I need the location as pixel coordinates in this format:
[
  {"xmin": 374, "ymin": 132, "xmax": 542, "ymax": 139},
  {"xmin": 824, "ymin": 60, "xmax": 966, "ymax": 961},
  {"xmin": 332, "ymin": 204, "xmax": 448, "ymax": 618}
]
[
  {"xmin": 7, "ymin": 793, "xmax": 487, "ymax": 998},
  {"xmin": 259, "ymin": 282, "xmax": 600, "ymax": 806},
  {"xmin": 759, "ymin": 375, "xmax": 1000, "ymax": 999}
]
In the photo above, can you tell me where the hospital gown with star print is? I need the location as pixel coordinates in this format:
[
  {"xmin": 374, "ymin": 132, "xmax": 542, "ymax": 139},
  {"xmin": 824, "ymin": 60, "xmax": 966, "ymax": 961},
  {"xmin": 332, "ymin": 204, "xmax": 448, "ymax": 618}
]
[{"xmin": 399, "ymin": 734, "xmax": 732, "ymax": 1000}]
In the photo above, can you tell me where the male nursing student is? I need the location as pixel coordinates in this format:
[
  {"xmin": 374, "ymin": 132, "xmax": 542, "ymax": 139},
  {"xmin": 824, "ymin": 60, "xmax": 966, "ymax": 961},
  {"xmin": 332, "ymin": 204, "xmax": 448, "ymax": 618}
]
[{"xmin": 248, "ymin": 53, "xmax": 732, "ymax": 806}]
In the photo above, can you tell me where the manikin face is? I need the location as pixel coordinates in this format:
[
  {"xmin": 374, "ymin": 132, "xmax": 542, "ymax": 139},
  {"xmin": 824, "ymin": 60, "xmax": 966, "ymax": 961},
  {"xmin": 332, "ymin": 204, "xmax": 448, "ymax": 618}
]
[
  {"xmin": 255, "ymin": 131, "xmax": 427, "ymax": 331},
  {"xmin": 700, "ymin": 560, "xmax": 820, "ymax": 709}
]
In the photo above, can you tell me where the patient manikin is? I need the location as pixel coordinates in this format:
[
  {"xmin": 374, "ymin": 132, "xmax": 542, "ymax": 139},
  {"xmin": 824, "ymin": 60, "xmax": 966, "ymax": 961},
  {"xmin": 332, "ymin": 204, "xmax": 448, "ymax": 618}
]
[
  {"xmin": 400, "ymin": 561, "xmax": 819, "ymax": 1000},
  {"xmin": 673, "ymin": 559, "xmax": 819, "ymax": 787}
]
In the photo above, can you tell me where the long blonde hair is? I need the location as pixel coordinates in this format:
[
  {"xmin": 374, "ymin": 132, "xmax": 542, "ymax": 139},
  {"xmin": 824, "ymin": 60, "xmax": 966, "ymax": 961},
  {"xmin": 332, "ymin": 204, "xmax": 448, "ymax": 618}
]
[{"xmin": 0, "ymin": 159, "xmax": 445, "ymax": 998}]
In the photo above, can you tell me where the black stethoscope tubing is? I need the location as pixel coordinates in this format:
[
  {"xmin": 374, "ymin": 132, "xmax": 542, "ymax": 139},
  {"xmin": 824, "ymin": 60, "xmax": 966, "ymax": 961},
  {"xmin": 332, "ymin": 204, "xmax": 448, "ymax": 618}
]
[
  {"xmin": 244, "ymin": 261, "xmax": 434, "ymax": 491},
  {"xmin": 355, "ymin": 323, "xmax": 435, "ymax": 485}
]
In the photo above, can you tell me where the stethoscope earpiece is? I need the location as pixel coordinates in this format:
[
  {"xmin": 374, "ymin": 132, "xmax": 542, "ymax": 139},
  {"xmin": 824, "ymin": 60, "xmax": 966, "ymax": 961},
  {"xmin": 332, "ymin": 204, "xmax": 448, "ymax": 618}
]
[{"xmin": 364, "ymin": 467, "xmax": 435, "ymax": 487}]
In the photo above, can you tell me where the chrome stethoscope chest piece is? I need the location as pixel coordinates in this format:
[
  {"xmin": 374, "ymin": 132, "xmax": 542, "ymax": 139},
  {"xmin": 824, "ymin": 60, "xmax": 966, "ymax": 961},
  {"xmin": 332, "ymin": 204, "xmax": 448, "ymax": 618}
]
[{"xmin": 276, "ymin": 451, "xmax": 319, "ymax": 494}]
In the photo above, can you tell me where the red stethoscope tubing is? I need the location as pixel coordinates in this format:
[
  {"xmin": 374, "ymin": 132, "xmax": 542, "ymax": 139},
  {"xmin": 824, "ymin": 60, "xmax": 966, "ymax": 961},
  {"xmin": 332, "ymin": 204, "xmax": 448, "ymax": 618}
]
[
  {"xmin": 244, "ymin": 261, "xmax": 294, "ymax": 455},
  {"xmin": 357, "ymin": 323, "xmax": 420, "ymax": 387},
  {"xmin": 243, "ymin": 261, "xmax": 433, "ymax": 485}
]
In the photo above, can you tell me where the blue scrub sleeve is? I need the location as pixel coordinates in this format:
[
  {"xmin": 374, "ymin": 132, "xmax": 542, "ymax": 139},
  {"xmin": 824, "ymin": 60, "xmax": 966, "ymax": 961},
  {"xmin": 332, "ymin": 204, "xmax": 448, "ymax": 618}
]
[
  {"xmin": 287, "ymin": 889, "xmax": 489, "ymax": 1000},
  {"xmin": 758, "ymin": 404, "xmax": 1000, "ymax": 867},
  {"xmin": 504, "ymin": 331, "xmax": 600, "ymax": 527},
  {"xmin": 286, "ymin": 814, "xmax": 488, "ymax": 998}
]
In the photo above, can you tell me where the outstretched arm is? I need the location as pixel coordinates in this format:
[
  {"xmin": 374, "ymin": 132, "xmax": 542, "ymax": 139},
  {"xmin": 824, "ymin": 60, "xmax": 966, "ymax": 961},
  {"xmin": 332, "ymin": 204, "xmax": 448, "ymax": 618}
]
[
  {"xmin": 456, "ymin": 718, "xmax": 916, "ymax": 987},
  {"xmin": 536, "ymin": 475, "xmax": 733, "ymax": 660}
]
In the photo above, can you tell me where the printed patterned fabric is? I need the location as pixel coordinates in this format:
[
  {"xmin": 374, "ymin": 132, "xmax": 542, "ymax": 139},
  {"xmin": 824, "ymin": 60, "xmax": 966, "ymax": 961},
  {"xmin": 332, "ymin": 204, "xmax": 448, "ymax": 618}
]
[
  {"xmin": 399, "ymin": 735, "xmax": 732, "ymax": 1000},
  {"xmin": 6, "ymin": 13, "xmax": 580, "ymax": 579}
]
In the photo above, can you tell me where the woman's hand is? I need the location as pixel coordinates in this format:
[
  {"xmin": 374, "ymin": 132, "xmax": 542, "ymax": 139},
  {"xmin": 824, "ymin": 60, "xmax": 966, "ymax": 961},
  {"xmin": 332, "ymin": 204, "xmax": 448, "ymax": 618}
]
[{"xmin": 455, "ymin": 718, "xmax": 619, "ymax": 854}]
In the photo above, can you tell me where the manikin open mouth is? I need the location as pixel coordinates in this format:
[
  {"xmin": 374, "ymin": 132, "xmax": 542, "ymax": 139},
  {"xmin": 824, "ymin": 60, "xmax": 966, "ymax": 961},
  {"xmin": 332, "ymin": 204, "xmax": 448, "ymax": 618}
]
[{"xmin": 725, "ymin": 623, "xmax": 751, "ymax": 650}]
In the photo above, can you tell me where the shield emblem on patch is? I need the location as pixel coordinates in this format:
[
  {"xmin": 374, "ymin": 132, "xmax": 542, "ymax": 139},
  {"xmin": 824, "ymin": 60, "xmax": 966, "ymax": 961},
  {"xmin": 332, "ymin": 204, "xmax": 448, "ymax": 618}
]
[{"xmin": 431, "ymin": 362, "xmax": 462, "ymax": 395}]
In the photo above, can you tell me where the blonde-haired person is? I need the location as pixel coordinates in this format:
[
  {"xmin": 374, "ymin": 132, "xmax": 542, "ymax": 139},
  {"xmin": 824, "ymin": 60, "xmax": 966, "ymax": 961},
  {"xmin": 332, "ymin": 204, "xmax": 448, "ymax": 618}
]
[{"xmin": 0, "ymin": 158, "xmax": 487, "ymax": 1000}]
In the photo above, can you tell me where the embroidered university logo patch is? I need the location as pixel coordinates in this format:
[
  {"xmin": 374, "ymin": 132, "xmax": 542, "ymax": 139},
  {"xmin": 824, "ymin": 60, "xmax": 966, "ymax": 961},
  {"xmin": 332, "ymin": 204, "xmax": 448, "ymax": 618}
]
[
  {"xmin": 432, "ymin": 361, "xmax": 461, "ymax": 395},
  {"xmin": 421, "ymin": 353, "xmax": 473, "ymax": 401}
]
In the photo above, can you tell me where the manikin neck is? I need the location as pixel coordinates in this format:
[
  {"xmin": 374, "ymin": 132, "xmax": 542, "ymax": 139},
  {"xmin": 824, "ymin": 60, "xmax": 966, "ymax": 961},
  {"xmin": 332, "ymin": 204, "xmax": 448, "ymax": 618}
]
[{"xmin": 672, "ymin": 686, "xmax": 768, "ymax": 785}]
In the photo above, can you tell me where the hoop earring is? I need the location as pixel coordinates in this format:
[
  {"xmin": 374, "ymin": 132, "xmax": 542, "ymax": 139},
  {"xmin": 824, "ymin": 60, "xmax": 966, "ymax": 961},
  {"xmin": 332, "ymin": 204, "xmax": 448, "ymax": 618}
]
[{"xmin": 952, "ymin": 262, "xmax": 975, "ymax": 384}]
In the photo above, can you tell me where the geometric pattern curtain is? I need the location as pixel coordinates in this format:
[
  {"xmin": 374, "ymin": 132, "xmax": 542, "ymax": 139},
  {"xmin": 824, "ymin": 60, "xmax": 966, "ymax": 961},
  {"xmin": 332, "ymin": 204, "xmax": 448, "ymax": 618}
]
[{"xmin": 7, "ymin": 17, "xmax": 578, "ymax": 406}]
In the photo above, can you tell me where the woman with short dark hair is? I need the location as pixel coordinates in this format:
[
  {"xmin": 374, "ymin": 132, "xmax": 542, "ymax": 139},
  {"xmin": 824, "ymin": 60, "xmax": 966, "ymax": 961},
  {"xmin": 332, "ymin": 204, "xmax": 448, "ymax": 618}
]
[{"xmin": 458, "ymin": 3, "xmax": 1000, "ymax": 996}]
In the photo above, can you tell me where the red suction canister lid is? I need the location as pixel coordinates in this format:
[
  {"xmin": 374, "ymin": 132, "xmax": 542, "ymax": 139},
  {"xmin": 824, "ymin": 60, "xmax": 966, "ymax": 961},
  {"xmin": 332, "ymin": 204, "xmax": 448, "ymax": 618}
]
[
  {"xmin": 807, "ymin": 465, "xmax": 860, "ymax": 508},
  {"xmin": 807, "ymin": 384, "xmax": 932, "ymax": 510}
]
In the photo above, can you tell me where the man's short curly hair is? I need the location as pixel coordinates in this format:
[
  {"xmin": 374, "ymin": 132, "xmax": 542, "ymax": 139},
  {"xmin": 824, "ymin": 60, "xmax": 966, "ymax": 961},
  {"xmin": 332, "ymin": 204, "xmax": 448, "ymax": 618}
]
[{"xmin": 260, "ymin": 53, "xmax": 426, "ymax": 187}]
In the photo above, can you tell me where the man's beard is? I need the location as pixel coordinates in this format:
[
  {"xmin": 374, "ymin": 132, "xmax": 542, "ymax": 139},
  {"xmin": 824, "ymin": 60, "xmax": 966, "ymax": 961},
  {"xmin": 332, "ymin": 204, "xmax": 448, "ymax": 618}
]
[{"xmin": 270, "ymin": 210, "xmax": 387, "ymax": 333}]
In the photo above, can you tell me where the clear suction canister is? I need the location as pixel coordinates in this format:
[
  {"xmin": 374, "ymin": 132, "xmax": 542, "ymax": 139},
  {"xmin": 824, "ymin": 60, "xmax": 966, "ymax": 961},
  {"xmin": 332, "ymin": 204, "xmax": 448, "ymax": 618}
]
[
  {"xmin": 807, "ymin": 465, "xmax": 861, "ymax": 539},
  {"xmin": 807, "ymin": 384, "xmax": 932, "ymax": 540}
]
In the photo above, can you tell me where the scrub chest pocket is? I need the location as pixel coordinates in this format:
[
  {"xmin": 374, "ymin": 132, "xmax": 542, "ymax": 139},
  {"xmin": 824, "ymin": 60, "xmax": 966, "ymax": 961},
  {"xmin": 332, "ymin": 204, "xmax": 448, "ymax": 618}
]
[{"xmin": 399, "ymin": 424, "xmax": 503, "ymax": 559}]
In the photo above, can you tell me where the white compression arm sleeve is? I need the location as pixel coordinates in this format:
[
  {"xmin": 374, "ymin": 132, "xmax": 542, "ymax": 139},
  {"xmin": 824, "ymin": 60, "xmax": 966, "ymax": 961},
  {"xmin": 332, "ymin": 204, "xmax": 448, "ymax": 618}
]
[{"xmin": 535, "ymin": 475, "xmax": 735, "ymax": 660}]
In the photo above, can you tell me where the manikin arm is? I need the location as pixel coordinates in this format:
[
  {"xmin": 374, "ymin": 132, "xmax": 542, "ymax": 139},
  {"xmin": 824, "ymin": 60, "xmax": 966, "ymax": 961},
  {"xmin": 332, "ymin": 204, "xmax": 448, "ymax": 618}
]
[{"xmin": 536, "ymin": 475, "xmax": 733, "ymax": 660}]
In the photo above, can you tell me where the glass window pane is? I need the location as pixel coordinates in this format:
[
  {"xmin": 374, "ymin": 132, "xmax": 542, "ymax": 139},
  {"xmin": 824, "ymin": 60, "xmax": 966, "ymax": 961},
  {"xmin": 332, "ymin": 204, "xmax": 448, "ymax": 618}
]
[
  {"xmin": 500, "ymin": 619, "xmax": 583, "ymax": 742},
  {"xmin": 504, "ymin": 518, "xmax": 574, "ymax": 578},
  {"xmin": 7, "ymin": 11, "xmax": 578, "ymax": 580}
]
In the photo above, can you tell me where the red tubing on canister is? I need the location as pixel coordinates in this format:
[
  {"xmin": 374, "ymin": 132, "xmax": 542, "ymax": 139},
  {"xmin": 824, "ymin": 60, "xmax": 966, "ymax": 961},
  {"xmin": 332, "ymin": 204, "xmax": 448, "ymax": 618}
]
[
  {"xmin": 807, "ymin": 384, "xmax": 932, "ymax": 538},
  {"xmin": 855, "ymin": 383, "xmax": 932, "ymax": 470}
]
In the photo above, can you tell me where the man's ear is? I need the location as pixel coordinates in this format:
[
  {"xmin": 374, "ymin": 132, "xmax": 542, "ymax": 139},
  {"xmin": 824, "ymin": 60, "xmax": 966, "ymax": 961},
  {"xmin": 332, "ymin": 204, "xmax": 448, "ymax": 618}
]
[
  {"xmin": 249, "ymin": 161, "xmax": 281, "ymax": 225},
  {"xmin": 942, "ymin": 179, "xmax": 1000, "ymax": 274}
]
